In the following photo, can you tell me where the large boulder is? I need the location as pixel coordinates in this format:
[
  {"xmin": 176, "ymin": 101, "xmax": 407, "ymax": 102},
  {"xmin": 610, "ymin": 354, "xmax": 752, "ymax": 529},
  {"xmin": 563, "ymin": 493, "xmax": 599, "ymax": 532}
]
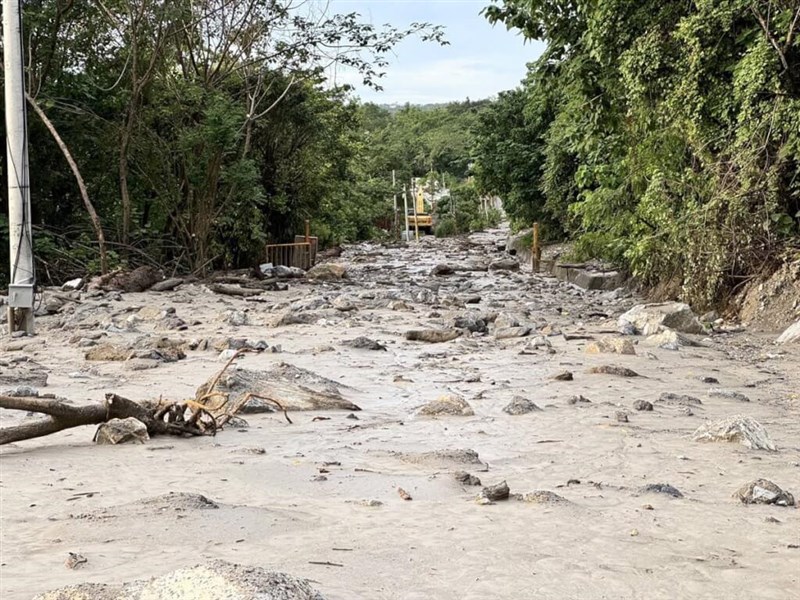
[
  {"xmin": 692, "ymin": 415, "xmax": 776, "ymax": 451},
  {"xmin": 777, "ymin": 320, "xmax": 800, "ymax": 344},
  {"xmin": 618, "ymin": 302, "xmax": 704, "ymax": 335},
  {"xmin": 733, "ymin": 479, "xmax": 795, "ymax": 507},
  {"xmin": 34, "ymin": 560, "xmax": 326, "ymax": 600},
  {"xmin": 307, "ymin": 263, "xmax": 346, "ymax": 281},
  {"xmin": 416, "ymin": 394, "xmax": 474, "ymax": 417}
]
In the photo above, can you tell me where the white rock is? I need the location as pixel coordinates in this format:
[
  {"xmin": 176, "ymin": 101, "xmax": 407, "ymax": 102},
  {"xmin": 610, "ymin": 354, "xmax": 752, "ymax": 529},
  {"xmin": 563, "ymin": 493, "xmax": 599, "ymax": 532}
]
[
  {"xmin": 776, "ymin": 320, "xmax": 800, "ymax": 344},
  {"xmin": 618, "ymin": 302, "xmax": 704, "ymax": 335}
]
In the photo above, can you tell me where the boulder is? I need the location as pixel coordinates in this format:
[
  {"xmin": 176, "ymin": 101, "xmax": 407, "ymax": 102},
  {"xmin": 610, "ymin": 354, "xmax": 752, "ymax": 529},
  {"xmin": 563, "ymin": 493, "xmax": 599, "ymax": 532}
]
[
  {"xmin": 95, "ymin": 417, "xmax": 149, "ymax": 445},
  {"xmin": 494, "ymin": 326, "xmax": 531, "ymax": 340},
  {"xmin": 692, "ymin": 415, "xmax": 777, "ymax": 451},
  {"xmin": 586, "ymin": 337, "xmax": 636, "ymax": 355},
  {"xmin": 777, "ymin": 320, "xmax": 800, "ymax": 344},
  {"xmin": 416, "ymin": 394, "xmax": 474, "ymax": 417},
  {"xmin": 645, "ymin": 327, "xmax": 700, "ymax": 350},
  {"xmin": 733, "ymin": 479, "xmax": 795, "ymax": 507},
  {"xmin": 633, "ymin": 400, "xmax": 654, "ymax": 411},
  {"xmin": 479, "ymin": 480, "xmax": 510, "ymax": 502},
  {"xmin": 307, "ymin": 263, "xmax": 346, "ymax": 281},
  {"xmin": 588, "ymin": 365, "xmax": 639, "ymax": 377},
  {"xmin": 454, "ymin": 316, "xmax": 487, "ymax": 333},
  {"xmin": 33, "ymin": 560, "xmax": 326, "ymax": 600},
  {"xmin": 495, "ymin": 312, "xmax": 522, "ymax": 329},
  {"xmin": 618, "ymin": 302, "xmax": 704, "ymax": 335}
]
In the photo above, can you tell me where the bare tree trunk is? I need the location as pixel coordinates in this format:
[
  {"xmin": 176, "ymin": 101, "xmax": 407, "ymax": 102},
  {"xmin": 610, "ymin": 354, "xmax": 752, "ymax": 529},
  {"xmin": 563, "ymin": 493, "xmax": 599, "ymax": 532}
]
[
  {"xmin": 119, "ymin": 118, "xmax": 133, "ymax": 246},
  {"xmin": 26, "ymin": 93, "xmax": 109, "ymax": 274},
  {"xmin": 0, "ymin": 393, "xmax": 205, "ymax": 445}
]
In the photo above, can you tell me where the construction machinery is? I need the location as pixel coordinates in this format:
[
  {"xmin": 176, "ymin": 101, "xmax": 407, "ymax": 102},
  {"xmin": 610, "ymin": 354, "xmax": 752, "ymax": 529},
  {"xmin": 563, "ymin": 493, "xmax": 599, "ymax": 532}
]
[{"xmin": 407, "ymin": 184, "xmax": 433, "ymax": 236}]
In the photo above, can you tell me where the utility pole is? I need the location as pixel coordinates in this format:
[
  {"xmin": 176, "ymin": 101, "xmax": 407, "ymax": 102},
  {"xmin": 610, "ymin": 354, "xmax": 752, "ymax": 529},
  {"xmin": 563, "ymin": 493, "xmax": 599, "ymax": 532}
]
[
  {"xmin": 410, "ymin": 177, "xmax": 419, "ymax": 242},
  {"xmin": 402, "ymin": 184, "xmax": 410, "ymax": 242},
  {"xmin": 392, "ymin": 170, "xmax": 397, "ymax": 239},
  {"xmin": 4, "ymin": 0, "xmax": 36, "ymax": 335}
]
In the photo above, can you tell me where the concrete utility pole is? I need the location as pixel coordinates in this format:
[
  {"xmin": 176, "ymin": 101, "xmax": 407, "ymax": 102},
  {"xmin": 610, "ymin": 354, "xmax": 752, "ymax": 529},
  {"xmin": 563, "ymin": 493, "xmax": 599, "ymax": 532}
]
[
  {"xmin": 392, "ymin": 170, "xmax": 397, "ymax": 238},
  {"xmin": 4, "ymin": 0, "xmax": 36, "ymax": 335},
  {"xmin": 402, "ymin": 184, "xmax": 410, "ymax": 241}
]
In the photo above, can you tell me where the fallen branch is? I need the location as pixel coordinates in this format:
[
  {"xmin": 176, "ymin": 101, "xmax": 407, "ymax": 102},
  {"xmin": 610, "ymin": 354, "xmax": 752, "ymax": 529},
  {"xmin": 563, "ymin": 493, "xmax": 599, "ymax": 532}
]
[
  {"xmin": 207, "ymin": 283, "xmax": 263, "ymax": 297},
  {"xmin": 0, "ymin": 393, "xmax": 210, "ymax": 445}
]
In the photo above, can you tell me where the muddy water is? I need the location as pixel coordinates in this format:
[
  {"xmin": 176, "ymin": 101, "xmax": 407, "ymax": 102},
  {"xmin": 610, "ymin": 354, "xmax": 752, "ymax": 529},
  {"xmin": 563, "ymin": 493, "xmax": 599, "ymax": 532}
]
[{"xmin": 1, "ymin": 227, "xmax": 798, "ymax": 599}]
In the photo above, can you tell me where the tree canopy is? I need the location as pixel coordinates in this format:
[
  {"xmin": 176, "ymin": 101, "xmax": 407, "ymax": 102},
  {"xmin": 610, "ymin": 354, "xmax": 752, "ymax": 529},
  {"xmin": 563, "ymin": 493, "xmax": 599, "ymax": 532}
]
[{"xmin": 476, "ymin": 0, "xmax": 800, "ymax": 307}]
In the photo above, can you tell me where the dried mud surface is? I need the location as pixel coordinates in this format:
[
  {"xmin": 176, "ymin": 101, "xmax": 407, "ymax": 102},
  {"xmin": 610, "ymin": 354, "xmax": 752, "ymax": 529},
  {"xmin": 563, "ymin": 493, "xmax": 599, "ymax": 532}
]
[{"xmin": 1, "ymin": 227, "xmax": 799, "ymax": 600}]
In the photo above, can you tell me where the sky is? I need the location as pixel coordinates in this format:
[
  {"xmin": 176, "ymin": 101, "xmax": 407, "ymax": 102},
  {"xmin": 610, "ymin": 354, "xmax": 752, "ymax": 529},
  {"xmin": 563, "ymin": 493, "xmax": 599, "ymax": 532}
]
[{"xmin": 325, "ymin": 0, "xmax": 545, "ymax": 104}]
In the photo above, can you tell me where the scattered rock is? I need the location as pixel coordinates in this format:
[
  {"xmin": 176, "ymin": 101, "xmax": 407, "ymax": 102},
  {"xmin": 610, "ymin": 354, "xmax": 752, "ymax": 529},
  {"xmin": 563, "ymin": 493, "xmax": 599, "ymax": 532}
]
[
  {"xmin": 405, "ymin": 329, "xmax": 461, "ymax": 343},
  {"xmin": 639, "ymin": 483, "xmax": 683, "ymax": 498},
  {"xmin": 453, "ymin": 316, "xmax": 488, "ymax": 333},
  {"xmin": 699, "ymin": 376, "xmax": 719, "ymax": 384},
  {"xmin": 588, "ymin": 365, "xmax": 639, "ymax": 377},
  {"xmin": 567, "ymin": 395, "xmax": 591, "ymax": 405},
  {"xmin": 646, "ymin": 328, "xmax": 699, "ymax": 350},
  {"xmin": 397, "ymin": 488, "xmax": 413, "ymax": 501},
  {"xmin": 518, "ymin": 491, "xmax": 569, "ymax": 504},
  {"xmin": 124, "ymin": 358, "xmax": 160, "ymax": 371},
  {"xmin": 94, "ymin": 418, "xmax": 149, "ymax": 445},
  {"xmin": 657, "ymin": 392, "xmax": 702, "ymax": 406},
  {"xmin": 454, "ymin": 471, "xmax": 482, "ymax": 486},
  {"xmin": 64, "ymin": 552, "xmax": 88, "ymax": 570},
  {"xmin": 488, "ymin": 258, "xmax": 519, "ymax": 272},
  {"xmin": 495, "ymin": 312, "xmax": 522, "ymax": 329},
  {"xmin": 343, "ymin": 337, "xmax": 387, "ymax": 351},
  {"xmin": 615, "ymin": 411, "xmax": 629, "ymax": 423},
  {"xmin": 709, "ymin": 388, "xmax": 750, "ymax": 402},
  {"xmin": 734, "ymin": 479, "xmax": 795, "ymax": 506},
  {"xmin": 479, "ymin": 480, "xmax": 510, "ymax": 503},
  {"xmin": 35, "ymin": 560, "xmax": 326, "ymax": 600},
  {"xmin": 502, "ymin": 396, "xmax": 542, "ymax": 415},
  {"xmin": 84, "ymin": 344, "xmax": 132, "ymax": 361},
  {"xmin": 692, "ymin": 415, "xmax": 777, "ymax": 451},
  {"xmin": 495, "ymin": 326, "xmax": 531, "ymax": 339},
  {"xmin": 633, "ymin": 400, "xmax": 653, "ymax": 411},
  {"xmin": 332, "ymin": 296, "xmax": 358, "ymax": 312},
  {"xmin": 586, "ymin": 337, "xmax": 636, "ymax": 355},
  {"xmin": 61, "ymin": 278, "xmax": 84, "ymax": 291},
  {"xmin": 553, "ymin": 371, "xmax": 574, "ymax": 381},
  {"xmin": 618, "ymin": 302, "xmax": 704, "ymax": 335},
  {"xmin": 307, "ymin": 263, "xmax": 346, "ymax": 281},
  {"xmin": 416, "ymin": 394, "xmax": 474, "ymax": 417},
  {"xmin": 431, "ymin": 264, "xmax": 455, "ymax": 276}
]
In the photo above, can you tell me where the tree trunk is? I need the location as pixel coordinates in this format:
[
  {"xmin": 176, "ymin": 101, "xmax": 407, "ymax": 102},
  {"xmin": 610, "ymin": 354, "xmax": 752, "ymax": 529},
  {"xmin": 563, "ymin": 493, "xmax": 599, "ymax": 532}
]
[
  {"xmin": 0, "ymin": 394, "xmax": 204, "ymax": 445},
  {"xmin": 26, "ymin": 94, "xmax": 109, "ymax": 274}
]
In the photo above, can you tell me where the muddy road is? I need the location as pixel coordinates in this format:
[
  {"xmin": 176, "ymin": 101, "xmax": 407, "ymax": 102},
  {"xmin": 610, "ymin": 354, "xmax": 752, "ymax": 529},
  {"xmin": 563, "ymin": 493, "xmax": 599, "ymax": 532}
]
[{"xmin": 1, "ymin": 228, "xmax": 798, "ymax": 599}]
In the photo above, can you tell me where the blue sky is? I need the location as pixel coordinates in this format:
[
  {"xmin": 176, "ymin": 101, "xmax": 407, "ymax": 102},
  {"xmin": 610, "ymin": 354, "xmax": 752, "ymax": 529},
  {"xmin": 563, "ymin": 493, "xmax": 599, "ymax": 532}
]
[{"xmin": 326, "ymin": 0, "xmax": 545, "ymax": 104}]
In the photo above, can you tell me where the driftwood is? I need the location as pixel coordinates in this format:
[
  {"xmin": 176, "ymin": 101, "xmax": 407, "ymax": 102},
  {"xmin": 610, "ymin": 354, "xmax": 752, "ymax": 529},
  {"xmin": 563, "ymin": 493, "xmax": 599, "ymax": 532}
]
[
  {"xmin": 0, "ymin": 393, "xmax": 211, "ymax": 445},
  {"xmin": 207, "ymin": 283, "xmax": 264, "ymax": 297}
]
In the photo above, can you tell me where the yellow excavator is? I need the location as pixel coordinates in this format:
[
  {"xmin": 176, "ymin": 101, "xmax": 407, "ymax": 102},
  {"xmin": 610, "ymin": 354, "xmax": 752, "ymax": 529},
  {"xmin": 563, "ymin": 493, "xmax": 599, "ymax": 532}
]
[{"xmin": 407, "ymin": 186, "xmax": 433, "ymax": 235}]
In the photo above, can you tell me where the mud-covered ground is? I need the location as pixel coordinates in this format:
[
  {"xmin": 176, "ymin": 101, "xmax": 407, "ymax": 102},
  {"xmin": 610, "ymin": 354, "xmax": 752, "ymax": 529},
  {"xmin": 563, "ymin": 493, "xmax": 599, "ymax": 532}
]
[{"xmin": 1, "ymin": 228, "xmax": 798, "ymax": 600}]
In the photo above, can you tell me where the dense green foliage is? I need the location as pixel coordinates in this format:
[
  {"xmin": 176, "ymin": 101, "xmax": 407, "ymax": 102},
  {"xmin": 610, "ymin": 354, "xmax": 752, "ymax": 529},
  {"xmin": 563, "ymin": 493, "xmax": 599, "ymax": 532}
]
[
  {"xmin": 477, "ymin": 0, "xmax": 800, "ymax": 307},
  {"xmin": 0, "ymin": 0, "xmax": 448, "ymax": 279}
]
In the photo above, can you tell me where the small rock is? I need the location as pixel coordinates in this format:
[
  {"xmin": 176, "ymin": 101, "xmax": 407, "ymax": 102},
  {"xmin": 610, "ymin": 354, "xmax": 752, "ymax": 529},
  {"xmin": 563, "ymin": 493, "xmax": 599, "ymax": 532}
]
[
  {"xmin": 488, "ymin": 258, "xmax": 520, "ymax": 272},
  {"xmin": 495, "ymin": 326, "xmax": 531, "ymax": 339},
  {"xmin": 454, "ymin": 316, "xmax": 488, "ymax": 333},
  {"xmin": 64, "ymin": 552, "xmax": 87, "ymax": 569},
  {"xmin": 709, "ymin": 388, "xmax": 750, "ymax": 402},
  {"xmin": 658, "ymin": 392, "xmax": 702, "ymax": 406},
  {"xmin": 589, "ymin": 365, "xmax": 639, "ymax": 377},
  {"xmin": 567, "ymin": 395, "xmax": 591, "ymax": 405},
  {"xmin": 95, "ymin": 418, "xmax": 149, "ymax": 445},
  {"xmin": 343, "ymin": 337, "xmax": 387, "ymax": 351},
  {"xmin": 479, "ymin": 480, "xmax": 510, "ymax": 502},
  {"xmin": 397, "ymin": 488, "xmax": 413, "ymax": 501},
  {"xmin": 332, "ymin": 296, "xmax": 358, "ymax": 312},
  {"xmin": 307, "ymin": 263, "xmax": 346, "ymax": 281},
  {"xmin": 61, "ymin": 278, "xmax": 84, "ymax": 291},
  {"xmin": 502, "ymin": 396, "xmax": 542, "ymax": 415},
  {"xmin": 518, "ymin": 490, "xmax": 569, "ymax": 504},
  {"xmin": 633, "ymin": 400, "xmax": 653, "ymax": 411},
  {"xmin": 431, "ymin": 264, "xmax": 455, "ymax": 276},
  {"xmin": 360, "ymin": 499, "xmax": 383, "ymax": 507},
  {"xmin": 646, "ymin": 327, "xmax": 699, "ymax": 350},
  {"xmin": 454, "ymin": 471, "xmax": 482, "ymax": 486},
  {"xmin": 639, "ymin": 483, "xmax": 683, "ymax": 498},
  {"xmin": 586, "ymin": 337, "xmax": 636, "ymax": 355},
  {"xmin": 405, "ymin": 329, "xmax": 461, "ymax": 343},
  {"xmin": 553, "ymin": 371, "xmax": 574, "ymax": 381},
  {"xmin": 615, "ymin": 411, "xmax": 629, "ymax": 423},
  {"xmin": 124, "ymin": 358, "xmax": 160, "ymax": 371},
  {"xmin": 699, "ymin": 376, "xmax": 719, "ymax": 384},
  {"xmin": 734, "ymin": 479, "xmax": 795, "ymax": 506},
  {"xmin": 85, "ymin": 344, "xmax": 132, "ymax": 362},
  {"xmin": 416, "ymin": 394, "xmax": 474, "ymax": 417}
]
